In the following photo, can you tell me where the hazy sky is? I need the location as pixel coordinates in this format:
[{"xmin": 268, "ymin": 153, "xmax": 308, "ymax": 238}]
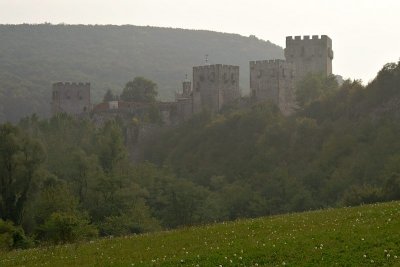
[{"xmin": 0, "ymin": 0, "xmax": 399, "ymax": 83}]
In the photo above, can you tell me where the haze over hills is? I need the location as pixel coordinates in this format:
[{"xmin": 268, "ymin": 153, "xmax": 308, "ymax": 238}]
[{"xmin": 0, "ymin": 24, "xmax": 284, "ymax": 122}]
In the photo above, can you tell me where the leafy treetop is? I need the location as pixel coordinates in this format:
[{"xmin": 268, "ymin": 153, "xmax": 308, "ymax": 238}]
[{"xmin": 120, "ymin": 77, "xmax": 158, "ymax": 103}]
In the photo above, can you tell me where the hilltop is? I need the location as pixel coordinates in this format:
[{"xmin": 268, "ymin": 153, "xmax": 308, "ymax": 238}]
[
  {"xmin": 0, "ymin": 24, "xmax": 283, "ymax": 122},
  {"xmin": 0, "ymin": 201, "xmax": 399, "ymax": 266}
]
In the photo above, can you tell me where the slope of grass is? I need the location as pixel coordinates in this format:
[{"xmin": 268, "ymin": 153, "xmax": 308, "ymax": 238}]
[{"xmin": 1, "ymin": 201, "xmax": 399, "ymax": 266}]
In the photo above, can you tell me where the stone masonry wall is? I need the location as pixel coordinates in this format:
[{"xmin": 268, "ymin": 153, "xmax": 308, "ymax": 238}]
[
  {"xmin": 250, "ymin": 59, "xmax": 296, "ymax": 115},
  {"xmin": 52, "ymin": 82, "xmax": 91, "ymax": 115},
  {"xmin": 284, "ymin": 35, "xmax": 333, "ymax": 82},
  {"xmin": 193, "ymin": 64, "xmax": 240, "ymax": 113}
]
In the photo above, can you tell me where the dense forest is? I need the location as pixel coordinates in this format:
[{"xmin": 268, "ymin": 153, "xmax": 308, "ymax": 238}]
[
  {"xmin": 143, "ymin": 62, "xmax": 400, "ymax": 216},
  {"xmin": 0, "ymin": 24, "xmax": 283, "ymax": 122}
]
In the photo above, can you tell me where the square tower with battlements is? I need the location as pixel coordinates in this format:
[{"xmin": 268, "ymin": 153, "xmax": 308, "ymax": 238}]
[
  {"xmin": 192, "ymin": 64, "xmax": 240, "ymax": 113},
  {"xmin": 284, "ymin": 35, "xmax": 334, "ymax": 82},
  {"xmin": 250, "ymin": 59, "xmax": 296, "ymax": 115},
  {"xmin": 51, "ymin": 82, "xmax": 91, "ymax": 115}
]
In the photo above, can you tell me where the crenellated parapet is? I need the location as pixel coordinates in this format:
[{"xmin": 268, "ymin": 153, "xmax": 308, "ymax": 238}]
[
  {"xmin": 286, "ymin": 35, "xmax": 330, "ymax": 42},
  {"xmin": 53, "ymin": 82, "xmax": 91, "ymax": 87},
  {"xmin": 193, "ymin": 64, "xmax": 239, "ymax": 70},
  {"xmin": 250, "ymin": 59, "xmax": 286, "ymax": 66}
]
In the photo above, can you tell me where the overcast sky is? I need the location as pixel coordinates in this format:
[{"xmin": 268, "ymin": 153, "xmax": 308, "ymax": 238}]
[{"xmin": 0, "ymin": 0, "xmax": 399, "ymax": 83}]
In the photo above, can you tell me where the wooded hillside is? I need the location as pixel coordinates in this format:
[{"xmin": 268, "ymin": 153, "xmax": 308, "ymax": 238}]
[{"xmin": 0, "ymin": 24, "xmax": 283, "ymax": 122}]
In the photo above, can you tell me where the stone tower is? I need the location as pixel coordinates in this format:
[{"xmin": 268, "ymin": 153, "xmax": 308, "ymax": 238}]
[
  {"xmin": 51, "ymin": 82, "xmax": 91, "ymax": 115},
  {"xmin": 182, "ymin": 76, "xmax": 192, "ymax": 97},
  {"xmin": 192, "ymin": 64, "xmax": 240, "ymax": 113},
  {"xmin": 250, "ymin": 60, "xmax": 296, "ymax": 115},
  {"xmin": 176, "ymin": 76, "xmax": 193, "ymax": 121},
  {"xmin": 284, "ymin": 35, "xmax": 334, "ymax": 82},
  {"xmin": 250, "ymin": 35, "xmax": 334, "ymax": 115}
]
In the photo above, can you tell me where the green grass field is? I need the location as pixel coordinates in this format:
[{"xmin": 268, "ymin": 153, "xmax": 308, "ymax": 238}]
[{"xmin": 1, "ymin": 201, "xmax": 399, "ymax": 266}]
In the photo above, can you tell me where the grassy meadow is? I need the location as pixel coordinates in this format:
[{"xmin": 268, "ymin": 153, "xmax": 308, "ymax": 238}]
[{"xmin": 1, "ymin": 201, "xmax": 399, "ymax": 266}]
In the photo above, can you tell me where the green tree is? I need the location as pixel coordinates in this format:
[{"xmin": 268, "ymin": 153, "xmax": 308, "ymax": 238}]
[
  {"xmin": 38, "ymin": 212, "xmax": 98, "ymax": 244},
  {"xmin": 103, "ymin": 89, "xmax": 116, "ymax": 102},
  {"xmin": 33, "ymin": 180, "xmax": 80, "ymax": 226},
  {"xmin": 0, "ymin": 124, "xmax": 46, "ymax": 224},
  {"xmin": 120, "ymin": 77, "xmax": 158, "ymax": 103},
  {"xmin": 96, "ymin": 121, "xmax": 127, "ymax": 173},
  {"xmin": 296, "ymin": 74, "xmax": 338, "ymax": 108},
  {"xmin": 99, "ymin": 199, "xmax": 160, "ymax": 236},
  {"xmin": 0, "ymin": 219, "xmax": 32, "ymax": 250},
  {"xmin": 163, "ymin": 179, "xmax": 208, "ymax": 227}
]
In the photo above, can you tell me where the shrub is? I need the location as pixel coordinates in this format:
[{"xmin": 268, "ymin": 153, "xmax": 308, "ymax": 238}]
[
  {"xmin": 38, "ymin": 212, "xmax": 98, "ymax": 244},
  {"xmin": 341, "ymin": 185, "xmax": 384, "ymax": 206},
  {"xmin": 383, "ymin": 173, "xmax": 400, "ymax": 201},
  {"xmin": 99, "ymin": 202, "xmax": 161, "ymax": 236},
  {"xmin": 0, "ymin": 219, "xmax": 32, "ymax": 250}
]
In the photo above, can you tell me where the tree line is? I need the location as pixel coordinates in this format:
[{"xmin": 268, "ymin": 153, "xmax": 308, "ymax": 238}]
[{"xmin": 143, "ymin": 61, "xmax": 400, "ymax": 221}]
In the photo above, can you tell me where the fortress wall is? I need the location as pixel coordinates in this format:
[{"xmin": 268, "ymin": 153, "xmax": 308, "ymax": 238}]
[
  {"xmin": 284, "ymin": 35, "xmax": 333, "ymax": 81},
  {"xmin": 193, "ymin": 64, "xmax": 240, "ymax": 113},
  {"xmin": 52, "ymin": 82, "xmax": 91, "ymax": 115},
  {"xmin": 250, "ymin": 60, "xmax": 296, "ymax": 115}
]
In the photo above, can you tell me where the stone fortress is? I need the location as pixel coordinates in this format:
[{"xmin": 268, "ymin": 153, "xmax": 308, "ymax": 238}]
[{"xmin": 51, "ymin": 34, "xmax": 334, "ymax": 123}]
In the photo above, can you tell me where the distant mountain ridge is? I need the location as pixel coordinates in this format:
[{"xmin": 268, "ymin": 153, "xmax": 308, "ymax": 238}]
[{"xmin": 0, "ymin": 24, "xmax": 284, "ymax": 122}]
